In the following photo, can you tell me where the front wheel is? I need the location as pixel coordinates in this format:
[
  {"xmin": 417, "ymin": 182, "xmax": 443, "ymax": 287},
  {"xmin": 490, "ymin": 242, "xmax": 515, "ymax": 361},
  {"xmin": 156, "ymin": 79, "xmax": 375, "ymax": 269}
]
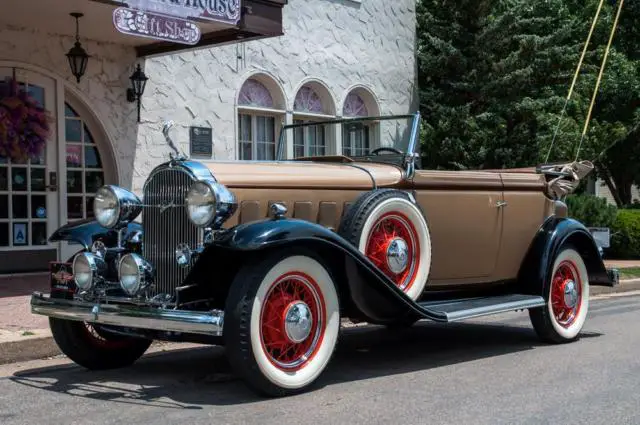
[
  {"xmin": 49, "ymin": 318, "xmax": 152, "ymax": 369},
  {"xmin": 224, "ymin": 248, "xmax": 341, "ymax": 397},
  {"xmin": 529, "ymin": 247, "xmax": 590, "ymax": 343}
]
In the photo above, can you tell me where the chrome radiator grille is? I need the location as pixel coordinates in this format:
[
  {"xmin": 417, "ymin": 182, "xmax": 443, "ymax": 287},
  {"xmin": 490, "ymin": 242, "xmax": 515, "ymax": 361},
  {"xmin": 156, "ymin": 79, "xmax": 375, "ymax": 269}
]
[{"xmin": 143, "ymin": 167, "xmax": 200, "ymax": 296}]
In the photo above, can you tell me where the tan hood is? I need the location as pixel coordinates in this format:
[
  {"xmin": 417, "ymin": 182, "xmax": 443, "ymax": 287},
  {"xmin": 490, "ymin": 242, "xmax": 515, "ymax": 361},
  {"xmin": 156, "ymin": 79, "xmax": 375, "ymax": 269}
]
[{"xmin": 205, "ymin": 160, "xmax": 404, "ymax": 190}]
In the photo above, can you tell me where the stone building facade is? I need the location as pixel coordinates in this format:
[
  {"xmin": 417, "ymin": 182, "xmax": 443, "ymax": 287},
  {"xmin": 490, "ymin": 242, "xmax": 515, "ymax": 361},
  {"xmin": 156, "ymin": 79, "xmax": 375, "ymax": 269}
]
[{"xmin": 0, "ymin": 0, "xmax": 417, "ymax": 273}]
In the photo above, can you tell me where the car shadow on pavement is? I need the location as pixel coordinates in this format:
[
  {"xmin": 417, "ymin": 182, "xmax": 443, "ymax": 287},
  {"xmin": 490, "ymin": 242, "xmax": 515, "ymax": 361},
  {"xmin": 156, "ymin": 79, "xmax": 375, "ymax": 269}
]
[{"xmin": 7, "ymin": 319, "xmax": 602, "ymax": 408}]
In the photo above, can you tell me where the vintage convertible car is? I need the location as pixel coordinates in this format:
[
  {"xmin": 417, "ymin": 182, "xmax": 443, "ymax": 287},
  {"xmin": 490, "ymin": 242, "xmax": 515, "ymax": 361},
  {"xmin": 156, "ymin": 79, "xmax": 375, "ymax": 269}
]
[{"xmin": 31, "ymin": 113, "xmax": 616, "ymax": 397}]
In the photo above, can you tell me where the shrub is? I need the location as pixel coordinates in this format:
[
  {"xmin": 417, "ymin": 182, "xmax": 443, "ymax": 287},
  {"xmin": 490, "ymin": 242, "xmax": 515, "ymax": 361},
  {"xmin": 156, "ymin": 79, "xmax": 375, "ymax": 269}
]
[
  {"xmin": 608, "ymin": 209, "xmax": 640, "ymax": 259},
  {"xmin": 565, "ymin": 194, "xmax": 617, "ymax": 228}
]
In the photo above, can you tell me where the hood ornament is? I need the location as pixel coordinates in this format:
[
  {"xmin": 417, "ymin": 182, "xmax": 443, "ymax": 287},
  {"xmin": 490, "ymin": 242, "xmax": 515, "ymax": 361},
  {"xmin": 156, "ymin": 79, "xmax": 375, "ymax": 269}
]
[{"xmin": 162, "ymin": 120, "xmax": 188, "ymax": 162}]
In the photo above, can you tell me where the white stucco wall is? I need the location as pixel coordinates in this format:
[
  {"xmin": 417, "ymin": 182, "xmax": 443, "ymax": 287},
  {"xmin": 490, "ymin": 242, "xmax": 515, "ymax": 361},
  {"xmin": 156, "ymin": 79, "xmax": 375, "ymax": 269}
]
[
  {"xmin": 0, "ymin": 0, "xmax": 417, "ymax": 196},
  {"xmin": 0, "ymin": 24, "xmax": 139, "ymax": 189},
  {"xmin": 135, "ymin": 0, "xmax": 418, "ymax": 192}
]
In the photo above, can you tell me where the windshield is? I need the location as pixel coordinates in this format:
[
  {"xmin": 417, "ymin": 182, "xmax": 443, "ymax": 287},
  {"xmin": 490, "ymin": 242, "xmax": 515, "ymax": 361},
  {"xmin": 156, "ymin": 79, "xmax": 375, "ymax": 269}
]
[{"xmin": 276, "ymin": 113, "xmax": 420, "ymax": 164}]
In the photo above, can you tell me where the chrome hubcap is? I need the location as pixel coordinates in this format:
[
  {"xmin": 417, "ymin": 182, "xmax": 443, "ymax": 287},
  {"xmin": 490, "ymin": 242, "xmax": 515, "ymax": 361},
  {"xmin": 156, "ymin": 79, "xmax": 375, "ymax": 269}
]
[
  {"xmin": 386, "ymin": 238, "xmax": 409, "ymax": 275},
  {"xmin": 284, "ymin": 301, "xmax": 313, "ymax": 343},
  {"xmin": 563, "ymin": 280, "xmax": 578, "ymax": 308}
]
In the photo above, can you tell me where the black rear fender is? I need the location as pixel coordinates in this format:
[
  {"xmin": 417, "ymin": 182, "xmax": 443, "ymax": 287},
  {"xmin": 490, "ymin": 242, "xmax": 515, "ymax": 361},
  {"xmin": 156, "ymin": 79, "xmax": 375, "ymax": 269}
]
[{"xmin": 517, "ymin": 216, "xmax": 613, "ymax": 298}]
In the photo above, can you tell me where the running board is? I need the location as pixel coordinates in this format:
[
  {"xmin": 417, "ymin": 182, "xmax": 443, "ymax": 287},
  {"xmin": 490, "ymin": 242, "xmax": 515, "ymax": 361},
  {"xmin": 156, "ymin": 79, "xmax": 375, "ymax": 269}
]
[{"xmin": 417, "ymin": 294, "xmax": 546, "ymax": 322}]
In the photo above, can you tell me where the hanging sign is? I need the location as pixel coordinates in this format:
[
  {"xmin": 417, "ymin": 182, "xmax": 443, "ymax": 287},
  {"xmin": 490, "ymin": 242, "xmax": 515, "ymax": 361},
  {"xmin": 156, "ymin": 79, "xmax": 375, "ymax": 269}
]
[
  {"xmin": 115, "ymin": 0, "xmax": 242, "ymax": 25},
  {"xmin": 113, "ymin": 7, "xmax": 202, "ymax": 45}
]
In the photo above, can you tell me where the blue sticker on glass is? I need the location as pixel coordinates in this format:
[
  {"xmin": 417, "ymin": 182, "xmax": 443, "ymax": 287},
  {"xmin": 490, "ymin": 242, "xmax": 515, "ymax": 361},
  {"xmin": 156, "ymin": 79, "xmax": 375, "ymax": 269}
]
[{"xmin": 36, "ymin": 207, "xmax": 46, "ymax": 218}]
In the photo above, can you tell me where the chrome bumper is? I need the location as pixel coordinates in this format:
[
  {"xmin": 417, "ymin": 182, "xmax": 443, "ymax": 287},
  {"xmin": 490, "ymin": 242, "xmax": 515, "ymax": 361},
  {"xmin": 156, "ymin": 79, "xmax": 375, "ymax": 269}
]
[{"xmin": 30, "ymin": 292, "xmax": 224, "ymax": 336}]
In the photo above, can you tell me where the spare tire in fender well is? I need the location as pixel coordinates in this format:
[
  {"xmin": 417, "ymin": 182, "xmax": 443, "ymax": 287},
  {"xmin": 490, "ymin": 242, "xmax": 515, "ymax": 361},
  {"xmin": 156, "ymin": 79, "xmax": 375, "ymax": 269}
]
[{"xmin": 182, "ymin": 218, "xmax": 420, "ymax": 323}]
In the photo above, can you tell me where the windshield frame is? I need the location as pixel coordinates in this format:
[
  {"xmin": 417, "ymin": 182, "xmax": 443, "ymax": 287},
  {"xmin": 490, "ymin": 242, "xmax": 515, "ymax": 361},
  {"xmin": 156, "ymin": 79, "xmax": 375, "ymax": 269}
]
[{"xmin": 275, "ymin": 112, "xmax": 421, "ymax": 163}]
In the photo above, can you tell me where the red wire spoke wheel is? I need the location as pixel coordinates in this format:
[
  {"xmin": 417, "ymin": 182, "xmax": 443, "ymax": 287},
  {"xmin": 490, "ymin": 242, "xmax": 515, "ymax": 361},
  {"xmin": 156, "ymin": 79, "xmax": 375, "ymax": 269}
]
[
  {"xmin": 550, "ymin": 260, "xmax": 582, "ymax": 328},
  {"xmin": 260, "ymin": 272, "xmax": 325, "ymax": 370},
  {"xmin": 224, "ymin": 249, "xmax": 340, "ymax": 397},
  {"xmin": 339, "ymin": 189, "xmax": 432, "ymax": 301},
  {"xmin": 529, "ymin": 246, "xmax": 590, "ymax": 343},
  {"xmin": 364, "ymin": 212, "xmax": 420, "ymax": 292}
]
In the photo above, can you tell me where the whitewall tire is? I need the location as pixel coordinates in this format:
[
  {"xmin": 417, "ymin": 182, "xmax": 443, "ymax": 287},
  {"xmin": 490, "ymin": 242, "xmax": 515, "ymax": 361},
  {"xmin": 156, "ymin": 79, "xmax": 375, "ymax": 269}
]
[
  {"xmin": 224, "ymin": 248, "xmax": 340, "ymax": 396},
  {"xmin": 530, "ymin": 247, "xmax": 589, "ymax": 343},
  {"xmin": 339, "ymin": 189, "xmax": 432, "ymax": 301}
]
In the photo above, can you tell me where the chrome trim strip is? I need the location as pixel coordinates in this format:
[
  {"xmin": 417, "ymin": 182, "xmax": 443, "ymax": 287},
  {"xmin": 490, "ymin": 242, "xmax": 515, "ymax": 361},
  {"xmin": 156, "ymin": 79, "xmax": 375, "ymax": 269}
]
[{"xmin": 31, "ymin": 292, "xmax": 224, "ymax": 336}]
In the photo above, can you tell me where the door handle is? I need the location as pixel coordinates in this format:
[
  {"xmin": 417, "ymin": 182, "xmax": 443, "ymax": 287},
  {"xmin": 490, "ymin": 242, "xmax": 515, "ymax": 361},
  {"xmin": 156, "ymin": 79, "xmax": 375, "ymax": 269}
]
[{"xmin": 496, "ymin": 200, "xmax": 508, "ymax": 208}]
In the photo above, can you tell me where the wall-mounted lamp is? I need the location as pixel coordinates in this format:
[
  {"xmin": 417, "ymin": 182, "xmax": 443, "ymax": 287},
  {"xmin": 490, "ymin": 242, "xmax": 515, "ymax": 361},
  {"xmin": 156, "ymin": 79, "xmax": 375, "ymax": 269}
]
[
  {"xmin": 66, "ymin": 12, "xmax": 90, "ymax": 83},
  {"xmin": 126, "ymin": 64, "xmax": 148, "ymax": 123}
]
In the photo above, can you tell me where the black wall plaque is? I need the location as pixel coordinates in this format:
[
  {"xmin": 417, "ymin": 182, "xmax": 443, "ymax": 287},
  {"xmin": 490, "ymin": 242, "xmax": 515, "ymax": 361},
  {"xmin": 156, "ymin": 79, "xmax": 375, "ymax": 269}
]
[{"xmin": 189, "ymin": 126, "xmax": 213, "ymax": 157}]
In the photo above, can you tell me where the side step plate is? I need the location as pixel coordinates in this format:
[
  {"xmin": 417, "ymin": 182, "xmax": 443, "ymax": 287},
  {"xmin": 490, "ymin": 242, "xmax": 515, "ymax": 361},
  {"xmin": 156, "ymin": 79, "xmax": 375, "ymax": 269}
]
[{"xmin": 417, "ymin": 294, "xmax": 546, "ymax": 322}]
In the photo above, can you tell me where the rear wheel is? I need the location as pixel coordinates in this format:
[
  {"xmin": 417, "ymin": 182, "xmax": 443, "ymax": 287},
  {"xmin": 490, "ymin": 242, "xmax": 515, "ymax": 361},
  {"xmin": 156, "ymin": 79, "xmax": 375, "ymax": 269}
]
[
  {"xmin": 224, "ymin": 248, "xmax": 340, "ymax": 397},
  {"xmin": 529, "ymin": 247, "xmax": 589, "ymax": 343},
  {"xmin": 49, "ymin": 318, "xmax": 152, "ymax": 369}
]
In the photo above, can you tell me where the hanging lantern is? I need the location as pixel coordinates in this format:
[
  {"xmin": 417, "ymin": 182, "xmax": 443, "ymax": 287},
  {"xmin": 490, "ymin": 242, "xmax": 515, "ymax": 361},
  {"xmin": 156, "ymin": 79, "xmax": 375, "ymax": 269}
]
[{"xmin": 66, "ymin": 12, "xmax": 90, "ymax": 83}]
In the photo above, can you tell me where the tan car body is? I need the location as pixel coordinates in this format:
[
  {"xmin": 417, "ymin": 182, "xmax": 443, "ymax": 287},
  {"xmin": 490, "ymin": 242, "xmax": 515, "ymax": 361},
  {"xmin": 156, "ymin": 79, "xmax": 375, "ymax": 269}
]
[{"xmin": 208, "ymin": 160, "xmax": 556, "ymax": 289}]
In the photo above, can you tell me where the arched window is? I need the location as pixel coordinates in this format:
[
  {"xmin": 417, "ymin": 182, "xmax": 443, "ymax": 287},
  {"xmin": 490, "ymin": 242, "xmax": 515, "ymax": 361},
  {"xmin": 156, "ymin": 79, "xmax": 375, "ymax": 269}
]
[
  {"xmin": 64, "ymin": 103, "xmax": 105, "ymax": 221},
  {"xmin": 292, "ymin": 83, "xmax": 335, "ymax": 158},
  {"xmin": 342, "ymin": 90, "xmax": 378, "ymax": 157},
  {"xmin": 237, "ymin": 77, "xmax": 284, "ymax": 160}
]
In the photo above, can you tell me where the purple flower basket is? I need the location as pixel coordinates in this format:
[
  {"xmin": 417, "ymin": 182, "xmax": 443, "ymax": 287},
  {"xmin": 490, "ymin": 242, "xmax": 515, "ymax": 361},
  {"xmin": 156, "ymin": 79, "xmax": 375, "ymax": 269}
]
[{"xmin": 0, "ymin": 78, "xmax": 52, "ymax": 163}]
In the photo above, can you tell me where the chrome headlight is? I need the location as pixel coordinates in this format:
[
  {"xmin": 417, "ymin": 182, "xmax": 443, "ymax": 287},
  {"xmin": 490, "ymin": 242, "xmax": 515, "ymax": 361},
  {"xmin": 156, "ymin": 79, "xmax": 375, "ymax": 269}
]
[
  {"xmin": 72, "ymin": 253, "xmax": 106, "ymax": 291},
  {"xmin": 118, "ymin": 253, "xmax": 152, "ymax": 296},
  {"xmin": 94, "ymin": 185, "xmax": 143, "ymax": 229},
  {"xmin": 185, "ymin": 181, "xmax": 237, "ymax": 228}
]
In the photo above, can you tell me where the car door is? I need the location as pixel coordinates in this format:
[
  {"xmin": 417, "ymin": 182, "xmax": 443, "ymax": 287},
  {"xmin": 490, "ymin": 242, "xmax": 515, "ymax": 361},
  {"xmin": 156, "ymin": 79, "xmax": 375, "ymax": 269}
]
[{"xmin": 411, "ymin": 169, "xmax": 505, "ymax": 284}]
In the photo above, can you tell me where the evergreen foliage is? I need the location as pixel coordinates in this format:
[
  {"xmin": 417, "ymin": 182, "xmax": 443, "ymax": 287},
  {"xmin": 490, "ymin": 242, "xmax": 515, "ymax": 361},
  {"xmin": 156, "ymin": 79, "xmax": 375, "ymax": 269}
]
[{"xmin": 417, "ymin": 0, "xmax": 640, "ymax": 205}]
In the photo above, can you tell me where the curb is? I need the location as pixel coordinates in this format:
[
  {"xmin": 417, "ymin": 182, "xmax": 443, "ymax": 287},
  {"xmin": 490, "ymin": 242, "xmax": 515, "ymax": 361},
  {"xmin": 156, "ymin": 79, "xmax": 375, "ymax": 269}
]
[{"xmin": 2, "ymin": 279, "xmax": 640, "ymax": 365}]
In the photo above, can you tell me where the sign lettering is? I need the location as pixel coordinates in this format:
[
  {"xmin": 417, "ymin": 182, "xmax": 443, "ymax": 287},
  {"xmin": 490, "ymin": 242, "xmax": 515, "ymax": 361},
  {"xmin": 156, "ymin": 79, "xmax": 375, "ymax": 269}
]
[
  {"xmin": 116, "ymin": 0, "xmax": 242, "ymax": 25},
  {"xmin": 113, "ymin": 7, "xmax": 202, "ymax": 45}
]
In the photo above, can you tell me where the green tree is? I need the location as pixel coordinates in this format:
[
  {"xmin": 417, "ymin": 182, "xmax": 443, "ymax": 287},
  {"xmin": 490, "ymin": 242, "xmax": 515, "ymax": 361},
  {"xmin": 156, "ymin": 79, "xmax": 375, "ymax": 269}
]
[{"xmin": 417, "ymin": 0, "xmax": 640, "ymax": 207}]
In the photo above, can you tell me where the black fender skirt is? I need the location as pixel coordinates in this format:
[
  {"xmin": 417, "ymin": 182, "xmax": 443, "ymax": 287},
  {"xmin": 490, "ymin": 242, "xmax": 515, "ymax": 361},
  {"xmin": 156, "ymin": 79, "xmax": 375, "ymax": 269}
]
[{"xmin": 48, "ymin": 218, "xmax": 142, "ymax": 251}]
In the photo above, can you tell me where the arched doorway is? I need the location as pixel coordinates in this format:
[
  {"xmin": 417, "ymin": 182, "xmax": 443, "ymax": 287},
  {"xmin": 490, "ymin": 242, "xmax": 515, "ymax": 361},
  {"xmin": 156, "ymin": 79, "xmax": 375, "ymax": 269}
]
[{"xmin": 0, "ymin": 65, "xmax": 113, "ymax": 272}]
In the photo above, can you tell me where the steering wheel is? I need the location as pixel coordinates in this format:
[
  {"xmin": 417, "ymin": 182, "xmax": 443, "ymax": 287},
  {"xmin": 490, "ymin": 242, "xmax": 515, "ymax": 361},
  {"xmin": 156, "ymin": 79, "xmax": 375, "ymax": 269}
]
[{"xmin": 370, "ymin": 147, "xmax": 403, "ymax": 155}]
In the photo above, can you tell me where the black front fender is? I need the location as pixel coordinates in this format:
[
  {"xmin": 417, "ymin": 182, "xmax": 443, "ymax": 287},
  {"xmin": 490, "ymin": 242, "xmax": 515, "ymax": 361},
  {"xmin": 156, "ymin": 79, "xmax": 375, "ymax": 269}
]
[
  {"xmin": 187, "ymin": 218, "xmax": 433, "ymax": 323},
  {"xmin": 48, "ymin": 218, "xmax": 142, "ymax": 250},
  {"xmin": 518, "ymin": 216, "xmax": 613, "ymax": 298}
]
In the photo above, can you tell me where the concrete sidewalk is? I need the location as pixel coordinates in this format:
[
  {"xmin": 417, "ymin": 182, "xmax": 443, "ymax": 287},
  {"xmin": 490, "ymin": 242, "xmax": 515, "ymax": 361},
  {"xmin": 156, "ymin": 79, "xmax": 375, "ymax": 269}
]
[{"xmin": 1, "ymin": 261, "xmax": 639, "ymax": 365}]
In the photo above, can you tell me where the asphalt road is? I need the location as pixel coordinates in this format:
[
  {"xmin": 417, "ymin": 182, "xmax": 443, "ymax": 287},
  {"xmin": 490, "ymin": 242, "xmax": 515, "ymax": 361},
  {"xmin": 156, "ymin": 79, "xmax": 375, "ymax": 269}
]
[{"xmin": 1, "ymin": 293, "xmax": 639, "ymax": 425}]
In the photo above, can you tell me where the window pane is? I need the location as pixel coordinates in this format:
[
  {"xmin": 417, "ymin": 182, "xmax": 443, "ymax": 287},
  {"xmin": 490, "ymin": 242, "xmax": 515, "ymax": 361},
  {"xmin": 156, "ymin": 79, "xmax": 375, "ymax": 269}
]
[
  {"xmin": 83, "ymin": 125, "xmax": 94, "ymax": 144},
  {"xmin": 67, "ymin": 196, "xmax": 84, "ymax": 219},
  {"xmin": 30, "ymin": 168, "xmax": 45, "ymax": 191},
  {"xmin": 0, "ymin": 195, "xmax": 7, "ymax": 219},
  {"xmin": 240, "ymin": 142, "xmax": 252, "ymax": 160},
  {"xmin": 12, "ymin": 195, "xmax": 27, "ymax": 218},
  {"xmin": 0, "ymin": 167, "xmax": 6, "ymax": 191},
  {"xmin": 0, "ymin": 156, "xmax": 7, "ymax": 164},
  {"xmin": 65, "ymin": 103, "xmax": 78, "ymax": 117},
  {"xmin": 27, "ymin": 85, "xmax": 45, "ymax": 108},
  {"xmin": 85, "ymin": 146, "xmax": 102, "ymax": 168},
  {"xmin": 31, "ymin": 195, "xmax": 47, "ymax": 218},
  {"xmin": 12, "ymin": 168, "xmax": 27, "ymax": 191},
  {"xmin": 65, "ymin": 118, "xmax": 82, "ymax": 142},
  {"xmin": 86, "ymin": 197, "xmax": 95, "ymax": 218},
  {"xmin": 67, "ymin": 170, "xmax": 83, "ymax": 193},
  {"xmin": 32, "ymin": 222, "xmax": 47, "ymax": 246},
  {"xmin": 0, "ymin": 223, "xmax": 7, "ymax": 246},
  {"xmin": 66, "ymin": 144, "xmax": 82, "ymax": 168},
  {"xmin": 239, "ymin": 114, "xmax": 252, "ymax": 141},
  {"xmin": 31, "ymin": 149, "xmax": 45, "ymax": 165},
  {"xmin": 85, "ymin": 171, "xmax": 104, "ymax": 193},
  {"xmin": 13, "ymin": 222, "xmax": 27, "ymax": 246}
]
